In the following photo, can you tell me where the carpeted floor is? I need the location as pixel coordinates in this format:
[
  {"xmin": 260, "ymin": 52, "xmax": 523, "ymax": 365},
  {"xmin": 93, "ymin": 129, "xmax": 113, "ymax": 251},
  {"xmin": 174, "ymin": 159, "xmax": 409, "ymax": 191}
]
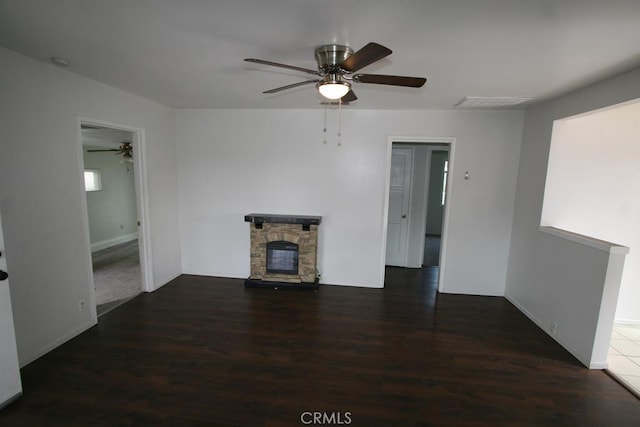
[{"xmin": 92, "ymin": 240, "xmax": 142, "ymax": 311}]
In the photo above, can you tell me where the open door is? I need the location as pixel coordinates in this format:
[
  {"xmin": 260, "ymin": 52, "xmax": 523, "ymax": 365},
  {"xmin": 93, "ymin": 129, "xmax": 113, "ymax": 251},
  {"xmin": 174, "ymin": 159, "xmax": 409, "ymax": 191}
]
[
  {"xmin": 385, "ymin": 147, "xmax": 413, "ymax": 266},
  {"xmin": 0, "ymin": 210, "xmax": 22, "ymax": 410}
]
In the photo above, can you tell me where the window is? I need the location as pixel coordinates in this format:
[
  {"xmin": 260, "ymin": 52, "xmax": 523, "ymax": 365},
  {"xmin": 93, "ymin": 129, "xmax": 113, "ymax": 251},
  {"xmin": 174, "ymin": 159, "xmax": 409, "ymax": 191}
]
[
  {"xmin": 84, "ymin": 169, "xmax": 102, "ymax": 192},
  {"xmin": 441, "ymin": 160, "xmax": 448, "ymax": 206}
]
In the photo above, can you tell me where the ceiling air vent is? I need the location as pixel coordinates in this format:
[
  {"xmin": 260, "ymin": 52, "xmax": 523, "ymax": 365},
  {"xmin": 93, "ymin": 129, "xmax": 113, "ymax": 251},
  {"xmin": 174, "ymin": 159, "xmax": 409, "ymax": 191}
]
[{"xmin": 455, "ymin": 96, "xmax": 533, "ymax": 108}]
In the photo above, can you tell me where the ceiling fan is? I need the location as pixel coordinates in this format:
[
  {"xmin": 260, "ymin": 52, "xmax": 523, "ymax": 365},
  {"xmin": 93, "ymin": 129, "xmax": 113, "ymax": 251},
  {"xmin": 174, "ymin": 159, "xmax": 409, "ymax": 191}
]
[
  {"xmin": 86, "ymin": 142, "xmax": 133, "ymax": 162},
  {"xmin": 245, "ymin": 42, "xmax": 426, "ymax": 103}
]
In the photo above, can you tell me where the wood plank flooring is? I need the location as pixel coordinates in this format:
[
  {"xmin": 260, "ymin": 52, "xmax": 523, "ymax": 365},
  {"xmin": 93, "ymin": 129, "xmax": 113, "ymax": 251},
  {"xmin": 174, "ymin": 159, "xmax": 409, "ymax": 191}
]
[{"xmin": 1, "ymin": 268, "xmax": 638, "ymax": 426}]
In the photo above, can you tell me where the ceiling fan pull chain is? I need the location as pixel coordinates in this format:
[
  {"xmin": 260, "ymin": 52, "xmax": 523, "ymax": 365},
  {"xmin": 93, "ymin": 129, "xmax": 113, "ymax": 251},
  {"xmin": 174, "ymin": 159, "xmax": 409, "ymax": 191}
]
[
  {"xmin": 337, "ymin": 98, "xmax": 342, "ymax": 146},
  {"xmin": 323, "ymin": 106, "xmax": 327, "ymax": 144}
]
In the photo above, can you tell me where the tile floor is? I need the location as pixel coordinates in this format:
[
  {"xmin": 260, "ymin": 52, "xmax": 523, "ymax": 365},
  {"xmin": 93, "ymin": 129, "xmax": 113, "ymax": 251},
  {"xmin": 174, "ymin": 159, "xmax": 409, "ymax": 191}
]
[{"xmin": 608, "ymin": 324, "xmax": 640, "ymax": 396}]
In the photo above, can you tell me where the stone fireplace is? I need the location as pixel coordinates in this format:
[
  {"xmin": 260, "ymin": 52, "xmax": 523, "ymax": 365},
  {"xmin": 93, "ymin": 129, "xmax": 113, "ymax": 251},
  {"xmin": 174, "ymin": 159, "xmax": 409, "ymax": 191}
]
[{"xmin": 244, "ymin": 213, "xmax": 321, "ymax": 289}]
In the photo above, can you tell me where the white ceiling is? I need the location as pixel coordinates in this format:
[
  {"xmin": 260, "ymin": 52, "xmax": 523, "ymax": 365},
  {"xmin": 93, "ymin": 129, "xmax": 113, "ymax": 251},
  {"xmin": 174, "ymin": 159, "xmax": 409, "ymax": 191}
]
[{"xmin": 1, "ymin": 0, "xmax": 640, "ymax": 110}]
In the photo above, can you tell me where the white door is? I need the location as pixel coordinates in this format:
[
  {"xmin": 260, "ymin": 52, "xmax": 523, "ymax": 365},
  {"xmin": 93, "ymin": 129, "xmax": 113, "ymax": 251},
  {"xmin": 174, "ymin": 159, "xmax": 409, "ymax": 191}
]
[
  {"xmin": 386, "ymin": 147, "xmax": 413, "ymax": 266},
  {"xmin": 0, "ymin": 212, "xmax": 22, "ymax": 410}
]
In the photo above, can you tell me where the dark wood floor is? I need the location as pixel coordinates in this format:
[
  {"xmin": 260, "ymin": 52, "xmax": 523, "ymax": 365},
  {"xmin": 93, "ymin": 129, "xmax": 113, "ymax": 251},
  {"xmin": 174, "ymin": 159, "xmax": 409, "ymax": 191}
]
[{"xmin": 1, "ymin": 268, "xmax": 638, "ymax": 426}]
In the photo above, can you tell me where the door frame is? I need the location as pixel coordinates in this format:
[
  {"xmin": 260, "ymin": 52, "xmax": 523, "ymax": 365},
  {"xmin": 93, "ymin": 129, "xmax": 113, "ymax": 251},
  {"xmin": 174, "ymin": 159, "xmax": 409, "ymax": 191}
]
[
  {"xmin": 76, "ymin": 117, "xmax": 153, "ymax": 320},
  {"xmin": 381, "ymin": 136, "xmax": 456, "ymax": 292},
  {"xmin": 0, "ymin": 210, "xmax": 23, "ymax": 408}
]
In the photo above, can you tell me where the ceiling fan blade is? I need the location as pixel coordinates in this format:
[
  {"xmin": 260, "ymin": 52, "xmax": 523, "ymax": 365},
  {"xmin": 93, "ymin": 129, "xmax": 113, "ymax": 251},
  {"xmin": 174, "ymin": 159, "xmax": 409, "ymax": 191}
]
[
  {"xmin": 354, "ymin": 74, "xmax": 427, "ymax": 87},
  {"xmin": 86, "ymin": 149, "xmax": 120, "ymax": 152},
  {"xmin": 339, "ymin": 42, "xmax": 392, "ymax": 73},
  {"xmin": 341, "ymin": 90, "xmax": 358, "ymax": 103},
  {"xmin": 245, "ymin": 58, "xmax": 321, "ymax": 76},
  {"xmin": 262, "ymin": 79, "xmax": 320, "ymax": 94}
]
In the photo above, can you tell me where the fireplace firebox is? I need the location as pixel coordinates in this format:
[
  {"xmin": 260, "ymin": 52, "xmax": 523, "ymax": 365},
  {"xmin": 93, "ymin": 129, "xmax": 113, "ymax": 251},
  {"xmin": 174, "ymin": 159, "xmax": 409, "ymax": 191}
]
[
  {"xmin": 244, "ymin": 213, "xmax": 322, "ymax": 289},
  {"xmin": 266, "ymin": 241, "xmax": 299, "ymax": 275}
]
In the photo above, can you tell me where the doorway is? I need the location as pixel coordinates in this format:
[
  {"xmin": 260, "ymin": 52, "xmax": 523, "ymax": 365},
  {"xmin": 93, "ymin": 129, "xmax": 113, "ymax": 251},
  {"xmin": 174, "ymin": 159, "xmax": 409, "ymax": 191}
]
[
  {"xmin": 423, "ymin": 150, "xmax": 449, "ymax": 268},
  {"xmin": 382, "ymin": 137, "xmax": 454, "ymax": 291},
  {"xmin": 79, "ymin": 120, "xmax": 151, "ymax": 317}
]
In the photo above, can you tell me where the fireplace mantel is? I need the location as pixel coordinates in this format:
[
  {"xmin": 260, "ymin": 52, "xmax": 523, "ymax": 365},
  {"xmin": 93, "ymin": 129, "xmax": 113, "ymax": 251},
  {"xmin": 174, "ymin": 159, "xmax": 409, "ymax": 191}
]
[{"xmin": 244, "ymin": 213, "xmax": 322, "ymax": 229}]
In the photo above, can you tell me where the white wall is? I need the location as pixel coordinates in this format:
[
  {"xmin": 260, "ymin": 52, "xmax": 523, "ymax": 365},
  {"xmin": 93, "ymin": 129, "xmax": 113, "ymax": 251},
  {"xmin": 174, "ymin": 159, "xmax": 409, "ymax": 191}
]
[
  {"xmin": 0, "ymin": 47, "xmax": 182, "ymax": 365},
  {"xmin": 177, "ymin": 108, "xmax": 523, "ymax": 294},
  {"xmin": 506, "ymin": 66, "xmax": 640, "ymax": 367},
  {"xmin": 542, "ymin": 102, "xmax": 640, "ymax": 324},
  {"xmin": 84, "ymin": 149, "xmax": 138, "ymax": 250}
]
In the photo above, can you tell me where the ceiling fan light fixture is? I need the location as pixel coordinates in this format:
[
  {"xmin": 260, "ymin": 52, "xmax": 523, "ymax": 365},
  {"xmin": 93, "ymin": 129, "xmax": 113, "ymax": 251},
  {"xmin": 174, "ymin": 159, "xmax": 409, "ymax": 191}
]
[{"xmin": 317, "ymin": 75, "xmax": 350, "ymax": 100}]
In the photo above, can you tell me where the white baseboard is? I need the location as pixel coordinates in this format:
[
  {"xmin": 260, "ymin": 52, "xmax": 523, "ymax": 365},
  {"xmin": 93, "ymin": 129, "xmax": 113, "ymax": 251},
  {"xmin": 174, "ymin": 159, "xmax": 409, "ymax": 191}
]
[
  {"xmin": 440, "ymin": 288, "xmax": 505, "ymax": 297},
  {"xmin": 20, "ymin": 319, "xmax": 96, "ymax": 368},
  {"xmin": 614, "ymin": 319, "xmax": 640, "ymax": 326},
  {"xmin": 151, "ymin": 272, "xmax": 182, "ymax": 292},
  {"xmin": 91, "ymin": 233, "xmax": 138, "ymax": 253},
  {"xmin": 0, "ymin": 391, "xmax": 22, "ymax": 411}
]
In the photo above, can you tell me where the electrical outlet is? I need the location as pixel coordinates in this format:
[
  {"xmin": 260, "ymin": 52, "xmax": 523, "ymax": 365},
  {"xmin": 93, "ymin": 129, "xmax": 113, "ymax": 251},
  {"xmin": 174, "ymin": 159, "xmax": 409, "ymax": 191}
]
[
  {"xmin": 79, "ymin": 300, "xmax": 86, "ymax": 312},
  {"xmin": 550, "ymin": 321, "xmax": 558, "ymax": 335}
]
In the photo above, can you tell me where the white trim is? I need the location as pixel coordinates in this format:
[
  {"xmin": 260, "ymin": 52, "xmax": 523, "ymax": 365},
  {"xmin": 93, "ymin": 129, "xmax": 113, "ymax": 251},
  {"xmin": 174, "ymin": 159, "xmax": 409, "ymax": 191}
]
[
  {"xmin": 152, "ymin": 272, "xmax": 182, "ymax": 292},
  {"xmin": 613, "ymin": 319, "xmax": 640, "ymax": 326},
  {"xmin": 590, "ymin": 362, "xmax": 609, "ymax": 370},
  {"xmin": 591, "ymin": 252, "xmax": 627, "ymax": 370},
  {"xmin": 382, "ymin": 136, "xmax": 456, "ymax": 290},
  {"xmin": 76, "ymin": 122, "xmax": 98, "ymax": 320},
  {"xmin": 539, "ymin": 226, "xmax": 629, "ymax": 254},
  {"xmin": 379, "ymin": 141, "xmax": 393, "ymax": 287},
  {"xmin": 90, "ymin": 232, "xmax": 138, "ymax": 253},
  {"xmin": 0, "ymin": 391, "xmax": 22, "ymax": 411},
  {"xmin": 439, "ymin": 138, "xmax": 456, "ymax": 293},
  {"xmin": 77, "ymin": 117, "xmax": 154, "ymax": 310},
  {"xmin": 131, "ymin": 129, "xmax": 154, "ymax": 293},
  {"xmin": 441, "ymin": 288, "xmax": 504, "ymax": 297}
]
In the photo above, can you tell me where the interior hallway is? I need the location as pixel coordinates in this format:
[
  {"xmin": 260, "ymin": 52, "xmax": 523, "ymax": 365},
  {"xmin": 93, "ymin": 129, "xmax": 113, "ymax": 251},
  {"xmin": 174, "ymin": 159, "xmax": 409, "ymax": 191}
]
[{"xmin": 423, "ymin": 235, "xmax": 441, "ymax": 267}]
